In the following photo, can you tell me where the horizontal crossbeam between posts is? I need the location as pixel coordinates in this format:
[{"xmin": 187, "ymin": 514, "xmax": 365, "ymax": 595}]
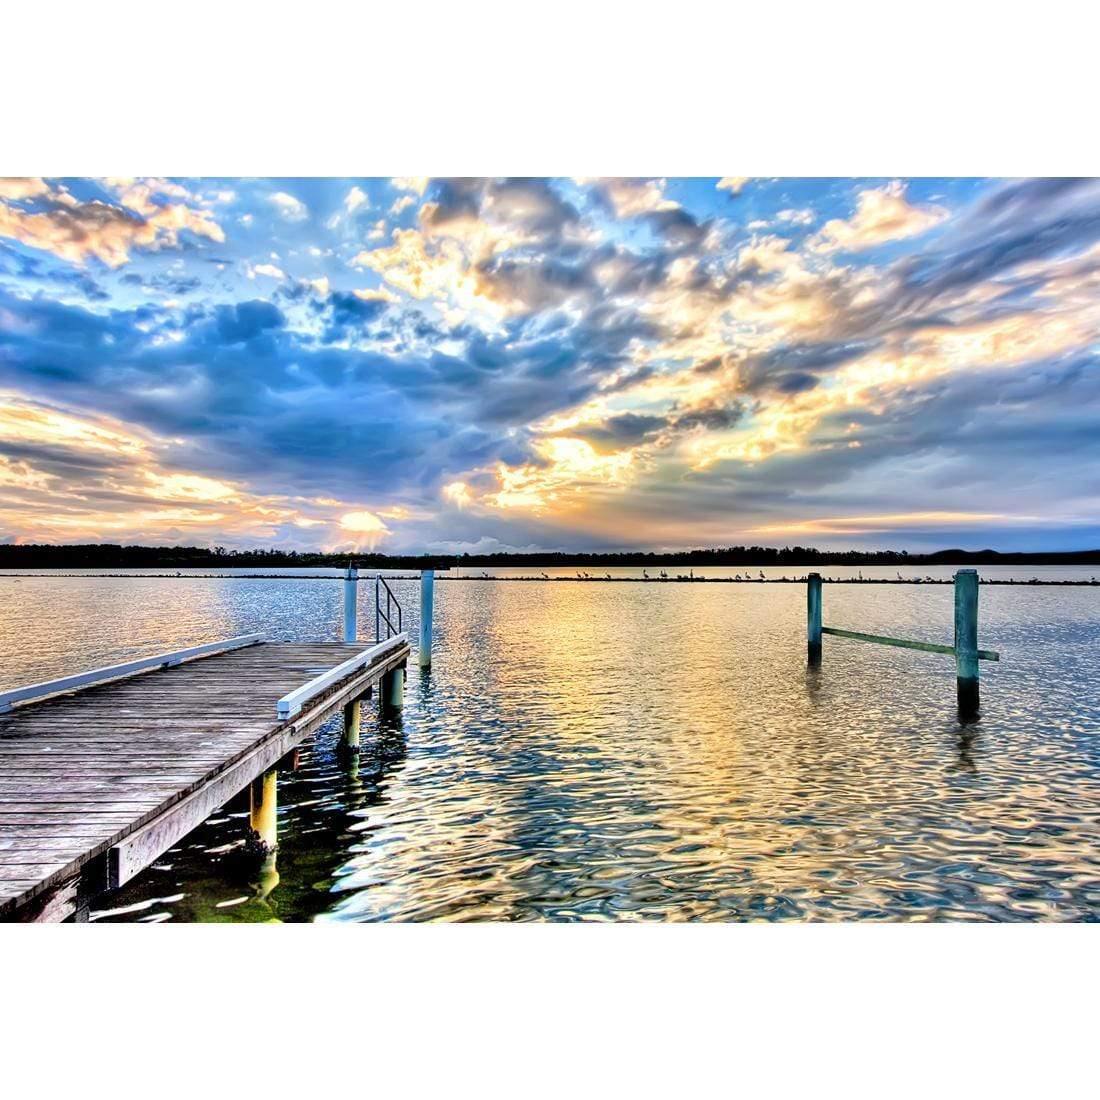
[{"xmin": 821, "ymin": 626, "xmax": 999, "ymax": 661}]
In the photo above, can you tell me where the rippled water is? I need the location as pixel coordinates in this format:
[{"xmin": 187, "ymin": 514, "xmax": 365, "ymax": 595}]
[{"xmin": 1, "ymin": 570, "xmax": 1097, "ymax": 921}]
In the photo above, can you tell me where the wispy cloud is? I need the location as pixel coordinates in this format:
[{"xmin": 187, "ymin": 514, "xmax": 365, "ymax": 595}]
[{"xmin": 268, "ymin": 190, "xmax": 308, "ymax": 221}]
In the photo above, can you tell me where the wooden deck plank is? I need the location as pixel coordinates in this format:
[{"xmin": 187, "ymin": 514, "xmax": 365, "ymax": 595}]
[{"xmin": 0, "ymin": 638, "xmax": 408, "ymax": 919}]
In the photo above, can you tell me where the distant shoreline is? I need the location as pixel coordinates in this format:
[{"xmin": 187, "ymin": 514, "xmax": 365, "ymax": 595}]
[
  {"xmin": 2, "ymin": 572, "xmax": 1097, "ymax": 586},
  {"xmin": 3, "ymin": 542, "xmax": 1100, "ymax": 571}
]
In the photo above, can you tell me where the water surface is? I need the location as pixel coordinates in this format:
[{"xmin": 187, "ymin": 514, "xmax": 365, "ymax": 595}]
[{"xmin": 1, "ymin": 569, "xmax": 1096, "ymax": 921}]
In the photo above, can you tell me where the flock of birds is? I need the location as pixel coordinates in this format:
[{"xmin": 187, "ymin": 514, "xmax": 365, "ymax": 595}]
[{"xmin": 461, "ymin": 570, "xmax": 1096, "ymax": 584}]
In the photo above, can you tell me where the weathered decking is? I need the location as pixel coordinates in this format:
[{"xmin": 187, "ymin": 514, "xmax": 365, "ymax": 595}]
[{"xmin": 0, "ymin": 638, "xmax": 408, "ymax": 920}]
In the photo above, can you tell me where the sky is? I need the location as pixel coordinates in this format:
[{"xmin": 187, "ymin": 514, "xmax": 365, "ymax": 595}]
[{"xmin": 0, "ymin": 175, "xmax": 1098, "ymax": 555}]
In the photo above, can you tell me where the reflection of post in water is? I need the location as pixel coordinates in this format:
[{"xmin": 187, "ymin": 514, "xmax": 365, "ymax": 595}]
[
  {"xmin": 955, "ymin": 726, "xmax": 978, "ymax": 773},
  {"xmin": 804, "ymin": 661, "xmax": 823, "ymax": 705}
]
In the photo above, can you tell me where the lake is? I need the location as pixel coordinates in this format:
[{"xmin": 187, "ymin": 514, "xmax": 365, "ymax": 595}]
[{"xmin": 1, "ymin": 567, "xmax": 1097, "ymax": 921}]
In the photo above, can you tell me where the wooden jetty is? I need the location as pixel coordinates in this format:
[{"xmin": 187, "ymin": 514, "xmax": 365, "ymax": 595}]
[{"xmin": 0, "ymin": 567, "xmax": 428, "ymax": 922}]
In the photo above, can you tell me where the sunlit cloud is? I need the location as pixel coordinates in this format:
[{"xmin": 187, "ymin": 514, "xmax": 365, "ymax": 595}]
[
  {"xmin": 0, "ymin": 393, "xmax": 402, "ymax": 549},
  {"xmin": 716, "ymin": 177, "xmax": 749, "ymax": 194},
  {"xmin": 344, "ymin": 186, "xmax": 369, "ymax": 213},
  {"xmin": 442, "ymin": 481, "xmax": 473, "ymax": 508},
  {"xmin": 391, "ymin": 177, "xmax": 429, "ymax": 195},
  {"xmin": 749, "ymin": 511, "xmax": 1025, "ymax": 536},
  {"xmin": 809, "ymin": 180, "xmax": 946, "ymax": 253},
  {"xmin": 339, "ymin": 509, "xmax": 390, "ymax": 535},
  {"xmin": 0, "ymin": 177, "xmax": 224, "ymax": 267},
  {"xmin": 599, "ymin": 177, "xmax": 678, "ymax": 217},
  {"xmin": 249, "ymin": 262, "xmax": 285, "ymax": 280}
]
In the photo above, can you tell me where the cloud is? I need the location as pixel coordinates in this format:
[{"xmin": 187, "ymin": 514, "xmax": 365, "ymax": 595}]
[
  {"xmin": 2, "ymin": 177, "xmax": 1099, "ymax": 553},
  {"xmin": 344, "ymin": 186, "xmax": 369, "ymax": 213},
  {"xmin": 249, "ymin": 262, "xmax": 285, "ymax": 280},
  {"xmin": 0, "ymin": 391, "xmax": 363, "ymax": 546},
  {"xmin": 716, "ymin": 177, "xmax": 749, "ymax": 194},
  {"xmin": 810, "ymin": 181, "xmax": 946, "ymax": 253},
  {"xmin": 0, "ymin": 178, "xmax": 52, "ymax": 201},
  {"xmin": 442, "ymin": 480, "xmax": 472, "ymax": 507},
  {"xmin": 391, "ymin": 177, "xmax": 429, "ymax": 195},
  {"xmin": 339, "ymin": 509, "xmax": 390, "ymax": 536},
  {"xmin": 749, "ymin": 511, "xmax": 1018, "ymax": 535},
  {"xmin": 598, "ymin": 178, "xmax": 678, "ymax": 217},
  {"xmin": 268, "ymin": 191, "xmax": 309, "ymax": 221},
  {"xmin": 0, "ymin": 177, "xmax": 225, "ymax": 267}
]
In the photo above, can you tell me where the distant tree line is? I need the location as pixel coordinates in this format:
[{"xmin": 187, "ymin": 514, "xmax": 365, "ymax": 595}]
[{"xmin": 1, "ymin": 542, "xmax": 1099, "ymax": 569}]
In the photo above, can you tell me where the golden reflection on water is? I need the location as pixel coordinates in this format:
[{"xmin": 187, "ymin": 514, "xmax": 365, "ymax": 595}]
[{"xmin": 1, "ymin": 572, "xmax": 1096, "ymax": 921}]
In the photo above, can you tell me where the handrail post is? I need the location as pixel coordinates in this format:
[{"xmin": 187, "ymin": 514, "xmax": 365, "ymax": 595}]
[
  {"xmin": 955, "ymin": 569, "xmax": 980, "ymax": 718},
  {"xmin": 419, "ymin": 569, "xmax": 434, "ymax": 669},
  {"xmin": 343, "ymin": 564, "xmax": 358, "ymax": 643},
  {"xmin": 807, "ymin": 573, "xmax": 822, "ymax": 666}
]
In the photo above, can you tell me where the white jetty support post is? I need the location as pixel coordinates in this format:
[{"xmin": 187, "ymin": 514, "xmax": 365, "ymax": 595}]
[
  {"xmin": 382, "ymin": 663, "xmax": 405, "ymax": 710},
  {"xmin": 419, "ymin": 568, "xmax": 435, "ymax": 668},
  {"xmin": 954, "ymin": 568, "xmax": 980, "ymax": 718},
  {"xmin": 807, "ymin": 573, "xmax": 823, "ymax": 667},
  {"xmin": 343, "ymin": 564, "xmax": 358, "ymax": 643}
]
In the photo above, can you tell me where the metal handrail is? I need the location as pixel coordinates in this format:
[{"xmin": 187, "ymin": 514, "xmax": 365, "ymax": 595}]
[
  {"xmin": 375, "ymin": 575, "xmax": 403, "ymax": 641},
  {"xmin": 277, "ymin": 633, "xmax": 408, "ymax": 718}
]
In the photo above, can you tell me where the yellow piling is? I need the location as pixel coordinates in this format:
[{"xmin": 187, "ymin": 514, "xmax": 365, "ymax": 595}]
[
  {"xmin": 248, "ymin": 768, "xmax": 278, "ymax": 854},
  {"xmin": 343, "ymin": 699, "xmax": 361, "ymax": 751}
]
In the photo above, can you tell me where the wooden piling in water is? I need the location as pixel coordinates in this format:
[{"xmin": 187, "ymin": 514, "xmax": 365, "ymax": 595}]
[
  {"xmin": 807, "ymin": 572, "xmax": 822, "ymax": 666},
  {"xmin": 382, "ymin": 663, "xmax": 405, "ymax": 710},
  {"xmin": 342, "ymin": 698, "xmax": 361, "ymax": 752},
  {"xmin": 954, "ymin": 568, "xmax": 980, "ymax": 718},
  {"xmin": 248, "ymin": 768, "xmax": 278, "ymax": 854},
  {"xmin": 419, "ymin": 568, "xmax": 434, "ymax": 669}
]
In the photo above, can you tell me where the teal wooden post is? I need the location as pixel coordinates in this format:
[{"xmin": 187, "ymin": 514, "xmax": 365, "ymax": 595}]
[
  {"xmin": 954, "ymin": 569, "xmax": 979, "ymax": 717},
  {"xmin": 807, "ymin": 573, "xmax": 822, "ymax": 666},
  {"xmin": 419, "ymin": 569, "xmax": 434, "ymax": 668}
]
